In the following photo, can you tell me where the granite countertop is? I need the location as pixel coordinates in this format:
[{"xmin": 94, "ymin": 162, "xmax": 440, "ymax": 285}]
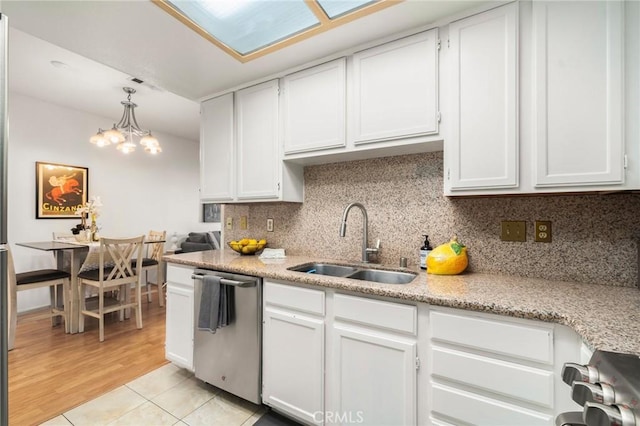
[{"xmin": 163, "ymin": 249, "xmax": 640, "ymax": 356}]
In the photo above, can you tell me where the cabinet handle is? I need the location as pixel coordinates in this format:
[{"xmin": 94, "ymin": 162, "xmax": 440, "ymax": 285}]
[{"xmin": 191, "ymin": 274, "xmax": 256, "ymax": 288}]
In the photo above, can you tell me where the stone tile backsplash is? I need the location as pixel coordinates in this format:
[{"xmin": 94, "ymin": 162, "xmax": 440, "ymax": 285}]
[{"xmin": 225, "ymin": 152, "xmax": 640, "ymax": 287}]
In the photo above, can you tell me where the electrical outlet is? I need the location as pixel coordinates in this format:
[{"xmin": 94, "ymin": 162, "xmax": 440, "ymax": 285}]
[
  {"xmin": 240, "ymin": 216, "xmax": 247, "ymax": 230},
  {"xmin": 501, "ymin": 221, "xmax": 526, "ymax": 242},
  {"xmin": 226, "ymin": 217, "xmax": 233, "ymax": 230},
  {"xmin": 267, "ymin": 218, "xmax": 274, "ymax": 232},
  {"xmin": 535, "ymin": 221, "xmax": 552, "ymax": 243}
]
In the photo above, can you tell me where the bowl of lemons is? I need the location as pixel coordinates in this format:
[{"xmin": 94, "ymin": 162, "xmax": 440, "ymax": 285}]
[{"xmin": 228, "ymin": 238, "xmax": 267, "ymax": 255}]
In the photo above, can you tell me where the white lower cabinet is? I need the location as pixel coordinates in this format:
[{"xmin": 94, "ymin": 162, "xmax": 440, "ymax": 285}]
[
  {"xmin": 427, "ymin": 307, "xmax": 581, "ymax": 425},
  {"xmin": 260, "ymin": 282, "xmax": 582, "ymax": 426},
  {"xmin": 262, "ymin": 281, "xmax": 325, "ymax": 425},
  {"xmin": 331, "ymin": 325, "xmax": 417, "ymax": 425},
  {"xmin": 165, "ymin": 264, "xmax": 195, "ymax": 371},
  {"xmin": 261, "ymin": 282, "xmax": 417, "ymax": 425},
  {"xmin": 330, "ymin": 293, "xmax": 418, "ymax": 426}
]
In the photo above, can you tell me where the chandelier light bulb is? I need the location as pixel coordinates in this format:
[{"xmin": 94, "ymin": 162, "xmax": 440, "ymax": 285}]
[
  {"xmin": 116, "ymin": 141, "xmax": 136, "ymax": 154},
  {"xmin": 89, "ymin": 130, "xmax": 110, "ymax": 147},
  {"xmin": 104, "ymin": 126, "xmax": 125, "ymax": 144},
  {"xmin": 140, "ymin": 133, "xmax": 159, "ymax": 147}
]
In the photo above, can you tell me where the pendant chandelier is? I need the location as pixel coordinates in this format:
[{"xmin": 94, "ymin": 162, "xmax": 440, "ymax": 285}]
[{"xmin": 89, "ymin": 87, "xmax": 162, "ymax": 154}]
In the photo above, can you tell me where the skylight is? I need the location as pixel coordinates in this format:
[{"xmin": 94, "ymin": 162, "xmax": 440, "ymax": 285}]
[
  {"xmin": 153, "ymin": 0, "xmax": 398, "ymax": 62},
  {"xmin": 317, "ymin": 0, "xmax": 377, "ymax": 18}
]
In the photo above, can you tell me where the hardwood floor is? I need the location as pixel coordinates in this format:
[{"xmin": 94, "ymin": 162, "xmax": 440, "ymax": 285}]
[{"xmin": 8, "ymin": 300, "xmax": 168, "ymax": 426}]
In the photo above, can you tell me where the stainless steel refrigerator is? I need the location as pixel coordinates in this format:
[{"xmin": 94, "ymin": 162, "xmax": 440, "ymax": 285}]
[{"xmin": 0, "ymin": 11, "xmax": 9, "ymax": 425}]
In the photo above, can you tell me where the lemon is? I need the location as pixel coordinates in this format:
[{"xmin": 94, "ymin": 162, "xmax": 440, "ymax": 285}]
[
  {"xmin": 426, "ymin": 236, "xmax": 468, "ymax": 275},
  {"xmin": 242, "ymin": 246, "xmax": 253, "ymax": 254},
  {"xmin": 230, "ymin": 240, "xmax": 238, "ymax": 245},
  {"xmin": 249, "ymin": 239, "xmax": 258, "ymax": 245},
  {"xmin": 239, "ymin": 238, "xmax": 250, "ymax": 246},
  {"xmin": 258, "ymin": 239, "xmax": 267, "ymax": 245}
]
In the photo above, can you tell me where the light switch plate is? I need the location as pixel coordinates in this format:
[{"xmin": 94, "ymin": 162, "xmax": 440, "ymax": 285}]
[
  {"xmin": 267, "ymin": 218, "xmax": 274, "ymax": 232},
  {"xmin": 226, "ymin": 217, "xmax": 233, "ymax": 230},
  {"xmin": 501, "ymin": 221, "xmax": 526, "ymax": 242},
  {"xmin": 240, "ymin": 216, "xmax": 247, "ymax": 230}
]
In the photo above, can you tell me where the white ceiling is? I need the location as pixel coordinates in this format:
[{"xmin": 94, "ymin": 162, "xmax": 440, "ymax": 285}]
[
  {"xmin": 0, "ymin": 0, "xmax": 488, "ymax": 143},
  {"xmin": 7, "ymin": 28, "xmax": 202, "ymax": 141}
]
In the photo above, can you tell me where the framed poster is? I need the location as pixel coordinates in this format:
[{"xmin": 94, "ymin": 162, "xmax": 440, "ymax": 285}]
[
  {"xmin": 202, "ymin": 203, "xmax": 221, "ymax": 223},
  {"xmin": 36, "ymin": 161, "xmax": 88, "ymax": 219}
]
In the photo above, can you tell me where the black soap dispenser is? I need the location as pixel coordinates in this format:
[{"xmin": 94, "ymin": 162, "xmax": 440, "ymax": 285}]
[{"xmin": 419, "ymin": 235, "xmax": 432, "ymax": 270}]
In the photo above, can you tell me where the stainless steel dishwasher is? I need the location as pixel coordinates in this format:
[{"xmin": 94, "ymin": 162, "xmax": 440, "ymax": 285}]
[{"xmin": 192, "ymin": 269, "xmax": 262, "ymax": 405}]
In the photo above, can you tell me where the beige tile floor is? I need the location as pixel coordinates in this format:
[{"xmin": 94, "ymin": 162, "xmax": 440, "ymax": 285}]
[{"xmin": 40, "ymin": 363, "xmax": 267, "ymax": 426}]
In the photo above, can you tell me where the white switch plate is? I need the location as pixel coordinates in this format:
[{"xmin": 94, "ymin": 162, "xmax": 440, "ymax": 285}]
[
  {"xmin": 226, "ymin": 217, "xmax": 233, "ymax": 230},
  {"xmin": 267, "ymin": 218, "xmax": 274, "ymax": 232}
]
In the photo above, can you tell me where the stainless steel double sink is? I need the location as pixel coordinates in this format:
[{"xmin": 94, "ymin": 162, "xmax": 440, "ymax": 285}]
[{"xmin": 287, "ymin": 262, "xmax": 417, "ymax": 285}]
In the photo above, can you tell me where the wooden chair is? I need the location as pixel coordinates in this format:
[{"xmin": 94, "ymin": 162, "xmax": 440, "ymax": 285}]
[
  {"xmin": 78, "ymin": 235, "xmax": 144, "ymax": 342},
  {"xmin": 139, "ymin": 230, "xmax": 166, "ymax": 307},
  {"xmin": 52, "ymin": 231, "xmax": 76, "ymax": 241},
  {"xmin": 6, "ymin": 246, "xmax": 71, "ymax": 350}
]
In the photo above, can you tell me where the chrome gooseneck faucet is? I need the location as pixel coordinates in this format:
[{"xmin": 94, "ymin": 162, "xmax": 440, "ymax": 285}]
[{"xmin": 339, "ymin": 202, "xmax": 380, "ymax": 263}]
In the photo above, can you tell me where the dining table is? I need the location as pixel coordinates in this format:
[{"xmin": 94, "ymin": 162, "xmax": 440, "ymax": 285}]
[{"xmin": 15, "ymin": 238, "xmax": 166, "ymax": 334}]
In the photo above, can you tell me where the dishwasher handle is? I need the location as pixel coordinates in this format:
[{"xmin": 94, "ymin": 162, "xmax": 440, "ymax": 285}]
[{"xmin": 191, "ymin": 273, "xmax": 257, "ymax": 288}]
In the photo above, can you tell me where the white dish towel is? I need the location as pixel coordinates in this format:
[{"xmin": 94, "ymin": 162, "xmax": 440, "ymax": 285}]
[{"xmin": 259, "ymin": 248, "xmax": 286, "ymax": 259}]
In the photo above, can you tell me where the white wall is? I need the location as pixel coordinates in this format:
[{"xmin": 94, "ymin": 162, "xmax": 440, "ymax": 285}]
[{"xmin": 7, "ymin": 92, "xmax": 214, "ymax": 311}]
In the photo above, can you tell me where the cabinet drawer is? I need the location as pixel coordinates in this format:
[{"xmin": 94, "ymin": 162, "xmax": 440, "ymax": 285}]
[
  {"xmin": 430, "ymin": 310, "xmax": 553, "ymax": 364},
  {"xmin": 167, "ymin": 264, "xmax": 194, "ymax": 287},
  {"xmin": 431, "ymin": 346, "xmax": 554, "ymax": 408},
  {"xmin": 431, "ymin": 382, "xmax": 552, "ymax": 426},
  {"xmin": 334, "ymin": 294, "xmax": 416, "ymax": 335},
  {"xmin": 264, "ymin": 281, "xmax": 325, "ymax": 316}
]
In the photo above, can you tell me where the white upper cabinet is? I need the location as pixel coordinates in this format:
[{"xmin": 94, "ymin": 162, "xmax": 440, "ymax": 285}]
[
  {"xmin": 200, "ymin": 93, "xmax": 235, "ymax": 201},
  {"xmin": 533, "ymin": 1, "xmax": 624, "ymax": 187},
  {"xmin": 283, "ymin": 58, "xmax": 346, "ymax": 154},
  {"xmin": 236, "ymin": 80, "xmax": 281, "ymax": 200},
  {"xmin": 447, "ymin": 0, "xmax": 634, "ymax": 196},
  {"xmin": 351, "ymin": 29, "xmax": 439, "ymax": 144},
  {"xmin": 446, "ymin": 3, "xmax": 519, "ymax": 192},
  {"xmin": 200, "ymin": 80, "xmax": 303, "ymax": 204}
]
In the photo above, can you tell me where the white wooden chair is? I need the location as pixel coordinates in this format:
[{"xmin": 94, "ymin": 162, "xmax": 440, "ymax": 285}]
[
  {"xmin": 78, "ymin": 235, "xmax": 144, "ymax": 342},
  {"xmin": 139, "ymin": 230, "xmax": 166, "ymax": 307},
  {"xmin": 52, "ymin": 231, "xmax": 76, "ymax": 241},
  {"xmin": 6, "ymin": 246, "xmax": 70, "ymax": 350}
]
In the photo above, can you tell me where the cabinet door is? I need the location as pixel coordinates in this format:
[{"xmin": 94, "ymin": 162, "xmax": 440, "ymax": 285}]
[
  {"xmin": 283, "ymin": 58, "xmax": 346, "ymax": 154},
  {"xmin": 447, "ymin": 3, "xmax": 518, "ymax": 191},
  {"xmin": 352, "ymin": 29, "xmax": 439, "ymax": 144},
  {"xmin": 165, "ymin": 282, "xmax": 194, "ymax": 370},
  {"xmin": 331, "ymin": 325, "xmax": 417, "ymax": 425},
  {"xmin": 236, "ymin": 80, "xmax": 280, "ymax": 200},
  {"xmin": 200, "ymin": 93, "xmax": 235, "ymax": 201},
  {"xmin": 533, "ymin": 1, "xmax": 624, "ymax": 187},
  {"xmin": 263, "ymin": 307, "xmax": 324, "ymax": 425}
]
